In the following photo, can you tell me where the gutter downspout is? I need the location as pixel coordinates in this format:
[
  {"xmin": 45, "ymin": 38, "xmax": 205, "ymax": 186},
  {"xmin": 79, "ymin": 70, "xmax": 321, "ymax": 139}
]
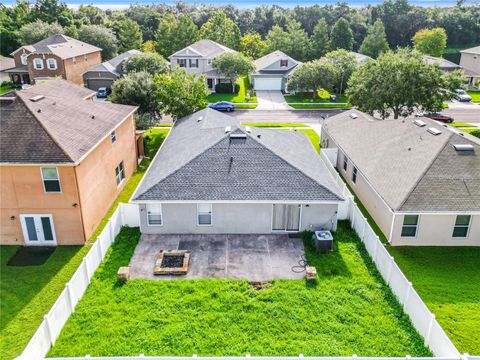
[{"xmin": 73, "ymin": 165, "xmax": 87, "ymax": 243}]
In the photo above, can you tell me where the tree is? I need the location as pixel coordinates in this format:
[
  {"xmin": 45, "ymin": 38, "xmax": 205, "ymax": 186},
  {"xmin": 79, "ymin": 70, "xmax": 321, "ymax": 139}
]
[
  {"xmin": 0, "ymin": 1, "xmax": 29, "ymax": 55},
  {"xmin": 286, "ymin": 21, "xmax": 310, "ymax": 61},
  {"xmin": 240, "ymin": 33, "xmax": 267, "ymax": 59},
  {"xmin": 325, "ymin": 49, "xmax": 357, "ymax": 94},
  {"xmin": 29, "ymin": 0, "xmax": 73, "ymax": 27},
  {"xmin": 213, "ymin": 53, "xmax": 254, "ymax": 93},
  {"xmin": 155, "ymin": 14, "xmax": 199, "ymax": 58},
  {"xmin": 135, "ymin": 112, "xmax": 157, "ymax": 130},
  {"xmin": 124, "ymin": 52, "xmax": 168, "ymax": 75},
  {"xmin": 347, "ymin": 49, "xmax": 463, "ymax": 119},
  {"xmin": 141, "ymin": 40, "xmax": 156, "ymax": 53},
  {"xmin": 76, "ymin": 5, "xmax": 104, "ymax": 25},
  {"xmin": 412, "ymin": 28, "xmax": 447, "ymax": 57},
  {"xmin": 117, "ymin": 18, "xmax": 143, "ymax": 53},
  {"xmin": 310, "ymin": 19, "xmax": 330, "ymax": 59},
  {"xmin": 18, "ymin": 20, "xmax": 63, "ymax": 45},
  {"xmin": 330, "ymin": 18, "xmax": 354, "ymax": 51},
  {"xmin": 110, "ymin": 71, "xmax": 159, "ymax": 115},
  {"xmin": 265, "ymin": 25, "xmax": 290, "ymax": 54},
  {"xmin": 287, "ymin": 59, "xmax": 338, "ymax": 98},
  {"xmin": 359, "ymin": 19, "xmax": 389, "ymax": 59},
  {"xmin": 155, "ymin": 68, "xmax": 209, "ymax": 120},
  {"xmin": 200, "ymin": 11, "xmax": 241, "ymax": 49},
  {"xmin": 77, "ymin": 25, "xmax": 117, "ymax": 60}
]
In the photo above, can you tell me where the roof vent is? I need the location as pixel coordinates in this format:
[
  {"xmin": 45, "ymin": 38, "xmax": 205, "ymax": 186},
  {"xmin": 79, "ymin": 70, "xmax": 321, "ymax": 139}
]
[
  {"xmin": 30, "ymin": 95, "xmax": 45, "ymax": 102},
  {"xmin": 414, "ymin": 119, "xmax": 426, "ymax": 127},
  {"xmin": 224, "ymin": 126, "xmax": 231, "ymax": 133},
  {"xmin": 230, "ymin": 133, "xmax": 247, "ymax": 139},
  {"xmin": 427, "ymin": 127, "xmax": 442, "ymax": 136},
  {"xmin": 350, "ymin": 113, "xmax": 358, "ymax": 119},
  {"xmin": 197, "ymin": 116, "xmax": 203, "ymax": 122},
  {"xmin": 245, "ymin": 126, "xmax": 251, "ymax": 133},
  {"xmin": 453, "ymin": 144, "xmax": 474, "ymax": 152}
]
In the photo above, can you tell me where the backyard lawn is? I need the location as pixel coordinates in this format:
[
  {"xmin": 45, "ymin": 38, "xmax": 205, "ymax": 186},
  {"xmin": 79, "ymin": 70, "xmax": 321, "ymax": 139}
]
[
  {"xmin": 467, "ymin": 91, "xmax": 480, "ymax": 102},
  {"xmin": 388, "ymin": 247, "xmax": 480, "ymax": 354},
  {"xmin": 48, "ymin": 222, "xmax": 429, "ymax": 357},
  {"xmin": 0, "ymin": 245, "xmax": 90, "ymax": 360},
  {"xmin": 206, "ymin": 76, "xmax": 257, "ymax": 104}
]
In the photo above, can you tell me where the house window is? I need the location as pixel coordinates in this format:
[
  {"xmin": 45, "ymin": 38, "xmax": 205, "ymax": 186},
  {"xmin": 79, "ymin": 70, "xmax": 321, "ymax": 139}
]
[
  {"xmin": 452, "ymin": 215, "xmax": 471, "ymax": 238},
  {"xmin": 146, "ymin": 204, "xmax": 162, "ymax": 226},
  {"xmin": 197, "ymin": 203, "xmax": 212, "ymax": 225},
  {"xmin": 207, "ymin": 59, "xmax": 212, "ymax": 65},
  {"xmin": 21, "ymin": 54, "xmax": 28, "ymax": 65},
  {"xmin": 177, "ymin": 59, "xmax": 186, "ymax": 68},
  {"xmin": 33, "ymin": 58, "xmax": 44, "ymax": 70},
  {"xmin": 111, "ymin": 130, "xmax": 116, "ymax": 143},
  {"xmin": 47, "ymin": 58, "xmax": 57, "ymax": 70},
  {"xmin": 115, "ymin": 161, "xmax": 125, "ymax": 185},
  {"xmin": 401, "ymin": 215, "xmax": 419, "ymax": 238},
  {"xmin": 343, "ymin": 156, "xmax": 348, "ymax": 171},
  {"xmin": 352, "ymin": 167, "xmax": 358, "ymax": 183},
  {"xmin": 72, "ymin": 57, "xmax": 77, "ymax": 64},
  {"xmin": 41, "ymin": 167, "xmax": 61, "ymax": 192},
  {"xmin": 189, "ymin": 59, "xmax": 199, "ymax": 68},
  {"xmin": 280, "ymin": 59, "xmax": 288, "ymax": 67}
]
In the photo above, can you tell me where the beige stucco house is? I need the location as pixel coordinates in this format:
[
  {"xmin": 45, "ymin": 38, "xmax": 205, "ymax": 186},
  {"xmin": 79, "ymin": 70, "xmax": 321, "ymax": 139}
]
[
  {"xmin": 0, "ymin": 80, "xmax": 138, "ymax": 245},
  {"xmin": 321, "ymin": 110, "xmax": 480, "ymax": 246}
]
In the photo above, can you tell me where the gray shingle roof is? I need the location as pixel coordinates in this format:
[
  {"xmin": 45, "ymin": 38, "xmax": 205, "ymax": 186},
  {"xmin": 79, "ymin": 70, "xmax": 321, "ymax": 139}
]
[
  {"xmin": 84, "ymin": 49, "xmax": 141, "ymax": 76},
  {"xmin": 323, "ymin": 110, "xmax": 480, "ymax": 212},
  {"xmin": 169, "ymin": 40, "xmax": 236, "ymax": 59},
  {"xmin": 132, "ymin": 109, "xmax": 343, "ymax": 202},
  {"xmin": 253, "ymin": 50, "xmax": 299, "ymax": 73}
]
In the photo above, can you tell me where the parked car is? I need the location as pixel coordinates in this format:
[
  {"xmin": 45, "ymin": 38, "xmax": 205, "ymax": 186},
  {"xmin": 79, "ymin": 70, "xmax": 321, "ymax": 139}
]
[
  {"xmin": 454, "ymin": 89, "xmax": 472, "ymax": 102},
  {"xmin": 96, "ymin": 87, "xmax": 111, "ymax": 98},
  {"xmin": 208, "ymin": 101, "xmax": 235, "ymax": 112},
  {"xmin": 416, "ymin": 112, "xmax": 454, "ymax": 123}
]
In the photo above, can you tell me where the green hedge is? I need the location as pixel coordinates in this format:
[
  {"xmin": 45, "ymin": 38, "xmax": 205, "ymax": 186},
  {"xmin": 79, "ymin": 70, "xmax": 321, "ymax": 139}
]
[{"xmin": 215, "ymin": 82, "xmax": 239, "ymax": 94}]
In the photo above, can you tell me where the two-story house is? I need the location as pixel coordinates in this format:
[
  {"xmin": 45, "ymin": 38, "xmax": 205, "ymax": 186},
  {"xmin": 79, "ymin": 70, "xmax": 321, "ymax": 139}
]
[
  {"xmin": 459, "ymin": 46, "xmax": 480, "ymax": 88},
  {"xmin": 0, "ymin": 80, "xmax": 138, "ymax": 245},
  {"xmin": 6, "ymin": 34, "xmax": 102, "ymax": 86},
  {"xmin": 168, "ymin": 39, "xmax": 236, "ymax": 92},
  {"xmin": 250, "ymin": 50, "xmax": 300, "ymax": 91}
]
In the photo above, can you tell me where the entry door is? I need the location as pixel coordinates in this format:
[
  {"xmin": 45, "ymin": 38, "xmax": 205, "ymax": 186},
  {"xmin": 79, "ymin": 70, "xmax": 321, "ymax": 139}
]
[
  {"xmin": 272, "ymin": 204, "xmax": 301, "ymax": 231},
  {"xmin": 20, "ymin": 215, "xmax": 57, "ymax": 245}
]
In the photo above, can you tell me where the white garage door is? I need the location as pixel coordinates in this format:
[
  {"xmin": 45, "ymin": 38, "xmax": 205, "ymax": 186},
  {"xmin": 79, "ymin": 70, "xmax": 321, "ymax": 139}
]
[{"xmin": 254, "ymin": 77, "xmax": 283, "ymax": 91}]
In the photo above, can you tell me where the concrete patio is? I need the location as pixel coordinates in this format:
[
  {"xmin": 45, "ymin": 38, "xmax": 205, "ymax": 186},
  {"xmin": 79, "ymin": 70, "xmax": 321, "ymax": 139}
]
[{"xmin": 129, "ymin": 234, "xmax": 306, "ymax": 281}]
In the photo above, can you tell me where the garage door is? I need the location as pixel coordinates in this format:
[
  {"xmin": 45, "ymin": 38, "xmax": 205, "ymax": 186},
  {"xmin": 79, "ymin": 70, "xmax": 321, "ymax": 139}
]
[
  {"xmin": 86, "ymin": 78, "xmax": 114, "ymax": 91},
  {"xmin": 254, "ymin": 77, "xmax": 283, "ymax": 91}
]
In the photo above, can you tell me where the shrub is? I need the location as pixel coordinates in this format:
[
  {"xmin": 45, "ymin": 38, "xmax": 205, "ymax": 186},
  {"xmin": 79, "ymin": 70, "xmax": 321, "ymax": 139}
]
[
  {"xmin": 215, "ymin": 82, "xmax": 239, "ymax": 94},
  {"xmin": 469, "ymin": 129, "xmax": 480, "ymax": 139}
]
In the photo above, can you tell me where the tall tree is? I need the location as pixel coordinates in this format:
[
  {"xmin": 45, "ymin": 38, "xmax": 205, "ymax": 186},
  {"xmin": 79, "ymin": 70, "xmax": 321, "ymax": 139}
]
[
  {"xmin": 18, "ymin": 20, "xmax": 63, "ymax": 45},
  {"xmin": 286, "ymin": 21, "xmax": 310, "ymax": 61},
  {"xmin": 359, "ymin": 19, "xmax": 389, "ymax": 59},
  {"xmin": 124, "ymin": 52, "xmax": 168, "ymax": 75},
  {"xmin": 155, "ymin": 68, "xmax": 209, "ymax": 120},
  {"xmin": 330, "ymin": 18, "xmax": 354, "ymax": 51},
  {"xmin": 310, "ymin": 18, "xmax": 330, "ymax": 59},
  {"xmin": 412, "ymin": 28, "xmax": 447, "ymax": 57},
  {"xmin": 117, "ymin": 18, "xmax": 143, "ymax": 53},
  {"xmin": 200, "ymin": 11, "xmax": 241, "ymax": 50},
  {"xmin": 155, "ymin": 14, "xmax": 199, "ymax": 58},
  {"xmin": 125, "ymin": 6, "xmax": 161, "ymax": 41},
  {"xmin": 240, "ymin": 33, "xmax": 267, "ymax": 59},
  {"xmin": 265, "ymin": 25, "xmax": 290, "ymax": 54},
  {"xmin": 213, "ymin": 52, "xmax": 254, "ymax": 92},
  {"xmin": 325, "ymin": 49, "xmax": 357, "ymax": 94},
  {"xmin": 29, "ymin": 0, "xmax": 73, "ymax": 27},
  {"xmin": 287, "ymin": 59, "xmax": 338, "ymax": 98},
  {"xmin": 347, "ymin": 49, "xmax": 463, "ymax": 119},
  {"xmin": 77, "ymin": 25, "xmax": 118, "ymax": 60},
  {"xmin": 76, "ymin": 5, "xmax": 104, "ymax": 25}
]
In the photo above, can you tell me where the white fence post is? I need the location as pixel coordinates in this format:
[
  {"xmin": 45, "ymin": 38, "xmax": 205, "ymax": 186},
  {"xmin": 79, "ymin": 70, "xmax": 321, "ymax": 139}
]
[
  {"xmin": 351, "ymin": 203, "xmax": 356, "ymax": 228},
  {"xmin": 109, "ymin": 218, "xmax": 115, "ymax": 243},
  {"xmin": 97, "ymin": 239, "xmax": 103, "ymax": 262},
  {"xmin": 404, "ymin": 282, "xmax": 413, "ymax": 312},
  {"xmin": 386, "ymin": 256, "xmax": 394, "ymax": 284},
  {"xmin": 425, "ymin": 313, "xmax": 435, "ymax": 345},
  {"xmin": 82, "ymin": 257, "xmax": 90, "ymax": 283},
  {"xmin": 65, "ymin": 283, "xmax": 74, "ymax": 313},
  {"xmin": 361, "ymin": 217, "xmax": 367, "ymax": 241},
  {"xmin": 44, "ymin": 314, "xmax": 55, "ymax": 345}
]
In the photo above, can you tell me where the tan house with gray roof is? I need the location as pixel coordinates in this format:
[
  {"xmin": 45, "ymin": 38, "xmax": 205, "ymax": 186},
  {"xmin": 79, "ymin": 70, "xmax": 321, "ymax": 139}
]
[
  {"xmin": 0, "ymin": 80, "xmax": 139, "ymax": 245},
  {"xmin": 321, "ymin": 110, "xmax": 480, "ymax": 246}
]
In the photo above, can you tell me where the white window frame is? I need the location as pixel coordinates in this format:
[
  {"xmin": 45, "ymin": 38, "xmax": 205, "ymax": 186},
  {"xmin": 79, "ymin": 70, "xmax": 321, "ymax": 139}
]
[
  {"xmin": 21, "ymin": 54, "xmax": 28, "ymax": 65},
  {"xmin": 352, "ymin": 166, "xmax": 358, "ymax": 184},
  {"xmin": 33, "ymin": 58, "xmax": 44, "ymax": 70},
  {"xmin": 20, "ymin": 214, "xmax": 57, "ymax": 245},
  {"xmin": 452, "ymin": 215, "xmax": 471, "ymax": 238},
  {"xmin": 146, "ymin": 204, "xmax": 163, "ymax": 226},
  {"xmin": 400, "ymin": 214, "xmax": 419, "ymax": 238},
  {"xmin": 189, "ymin": 58, "xmax": 199, "ymax": 68},
  {"xmin": 40, "ymin": 167, "xmax": 61, "ymax": 193},
  {"xmin": 115, "ymin": 161, "xmax": 125, "ymax": 186},
  {"xmin": 207, "ymin": 59, "xmax": 212, "ymax": 65},
  {"xmin": 197, "ymin": 203, "xmax": 212, "ymax": 226},
  {"xmin": 111, "ymin": 130, "xmax": 116, "ymax": 144},
  {"xmin": 47, "ymin": 58, "xmax": 57, "ymax": 70}
]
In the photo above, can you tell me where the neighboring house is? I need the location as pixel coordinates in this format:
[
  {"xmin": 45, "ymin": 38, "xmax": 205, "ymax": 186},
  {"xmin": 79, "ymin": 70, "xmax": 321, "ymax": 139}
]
[
  {"xmin": 131, "ymin": 108, "xmax": 343, "ymax": 234},
  {"xmin": 251, "ymin": 51, "xmax": 300, "ymax": 91},
  {"xmin": 0, "ymin": 80, "xmax": 139, "ymax": 246},
  {"xmin": 352, "ymin": 52, "xmax": 372, "ymax": 64},
  {"xmin": 0, "ymin": 56, "xmax": 15, "ymax": 83},
  {"xmin": 83, "ymin": 49, "xmax": 141, "ymax": 91},
  {"xmin": 321, "ymin": 110, "xmax": 480, "ymax": 246},
  {"xmin": 6, "ymin": 34, "xmax": 102, "ymax": 86},
  {"xmin": 424, "ymin": 55, "xmax": 480, "ymax": 88},
  {"xmin": 459, "ymin": 46, "xmax": 480, "ymax": 88},
  {"xmin": 169, "ymin": 39, "xmax": 236, "ymax": 92}
]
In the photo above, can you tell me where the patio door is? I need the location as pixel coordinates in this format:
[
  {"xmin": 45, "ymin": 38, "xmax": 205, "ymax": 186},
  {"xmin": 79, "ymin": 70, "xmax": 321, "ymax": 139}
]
[
  {"xmin": 20, "ymin": 215, "xmax": 57, "ymax": 245},
  {"xmin": 272, "ymin": 204, "xmax": 301, "ymax": 232}
]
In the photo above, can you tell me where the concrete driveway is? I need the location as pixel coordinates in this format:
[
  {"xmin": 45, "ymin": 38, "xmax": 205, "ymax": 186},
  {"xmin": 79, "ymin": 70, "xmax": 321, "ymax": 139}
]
[
  {"xmin": 256, "ymin": 90, "xmax": 291, "ymax": 110},
  {"xmin": 129, "ymin": 233, "xmax": 305, "ymax": 281}
]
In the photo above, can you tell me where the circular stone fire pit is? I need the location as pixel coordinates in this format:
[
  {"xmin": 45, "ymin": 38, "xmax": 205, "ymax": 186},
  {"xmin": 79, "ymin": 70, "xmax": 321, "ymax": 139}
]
[{"xmin": 153, "ymin": 250, "xmax": 191, "ymax": 275}]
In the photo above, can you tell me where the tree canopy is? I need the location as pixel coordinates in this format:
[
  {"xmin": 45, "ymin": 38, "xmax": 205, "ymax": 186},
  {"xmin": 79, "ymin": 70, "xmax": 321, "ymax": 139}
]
[
  {"xmin": 240, "ymin": 33, "xmax": 267, "ymax": 59},
  {"xmin": 330, "ymin": 18, "xmax": 353, "ymax": 51},
  {"xmin": 310, "ymin": 19, "xmax": 330, "ymax": 59},
  {"xmin": 155, "ymin": 14, "xmax": 199, "ymax": 58},
  {"xmin": 412, "ymin": 28, "xmax": 447, "ymax": 57},
  {"xmin": 18, "ymin": 20, "xmax": 63, "ymax": 45},
  {"xmin": 124, "ymin": 52, "xmax": 168, "ymax": 75},
  {"xmin": 116, "ymin": 18, "xmax": 143, "ymax": 53},
  {"xmin": 288, "ymin": 58, "xmax": 338, "ymax": 98},
  {"xmin": 212, "ymin": 52, "xmax": 254, "ymax": 92},
  {"xmin": 359, "ymin": 19, "xmax": 389, "ymax": 59},
  {"xmin": 325, "ymin": 49, "xmax": 358, "ymax": 94},
  {"xmin": 199, "ymin": 11, "xmax": 241, "ymax": 50},
  {"xmin": 77, "ymin": 25, "xmax": 117, "ymax": 60}
]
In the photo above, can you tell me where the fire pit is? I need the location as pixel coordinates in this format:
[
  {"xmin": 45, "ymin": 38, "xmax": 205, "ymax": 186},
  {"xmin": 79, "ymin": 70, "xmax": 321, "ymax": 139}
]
[{"xmin": 153, "ymin": 250, "xmax": 191, "ymax": 275}]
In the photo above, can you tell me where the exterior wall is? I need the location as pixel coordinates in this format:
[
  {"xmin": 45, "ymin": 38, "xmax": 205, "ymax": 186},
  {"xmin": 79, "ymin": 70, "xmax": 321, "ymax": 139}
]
[
  {"xmin": 263, "ymin": 59, "xmax": 297, "ymax": 72},
  {"xmin": 0, "ymin": 165, "xmax": 84, "ymax": 245},
  {"xmin": 460, "ymin": 52, "xmax": 480, "ymax": 74},
  {"xmin": 170, "ymin": 57, "xmax": 212, "ymax": 75},
  {"xmin": 75, "ymin": 114, "xmax": 137, "ymax": 240},
  {"xmin": 28, "ymin": 54, "xmax": 65, "ymax": 83},
  {"xmin": 391, "ymin": 213, "xmax": 480, "ymax": 246},
  {"xmin": 139, "ymin": 202, "xmax": 339, "ymax": 234},
  {"xmin": 12, "ymin": 48, "xmax": 31, "ymax": 67},
  {"xmin": 63, "ymin": 51, "xmax": 102, "ymax": 85}
]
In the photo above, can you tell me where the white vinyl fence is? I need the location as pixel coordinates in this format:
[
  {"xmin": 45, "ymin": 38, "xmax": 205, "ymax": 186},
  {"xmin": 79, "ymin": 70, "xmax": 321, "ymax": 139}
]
[{"xmin": 17, "ymin": 203, "xmax": 140, "ymax": 360}]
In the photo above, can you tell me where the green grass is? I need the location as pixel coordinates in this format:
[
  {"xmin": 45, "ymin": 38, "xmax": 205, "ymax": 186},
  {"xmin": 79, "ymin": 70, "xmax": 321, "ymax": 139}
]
[
  {"xmin": 467, "ymin": 91, "xmax": 480, "ymax": 103},
  {"xmin": 88, "ymin": 128, "xmax": 169, "ymax": 242},
  {"xmin": 235, "ymin": 103, "xmax": 258, "ymax": 109},
  {"xmin": 48, "ymin": 223, "xmax": 429, "ymax": 357},
  {"xmin": 0, "ymin": 84, "xmax": 14, "ymax": 95},
  {"xmin": 296, "ymin": 129, "xmax": 320, "ymax": 153},
  {"xmin": 450, "ymin": 122, "xmax": 475, "ymax": 128},
  {"xmin": 207, "ymin": 76, "xmax": 257, "ymax": 103},
  {"xmin": 290, "ymin": 103, "xmax": 351, "ymax": 109},
  {"xmin": 242, "ymin": 122, "xmax": 307, "ymax": 128},
  {"xmin": 284, "ymin": 90, "xmax": 348, "ymax": 104},
  {"xmin": 388, "ymin": 247, "xmax": 480, "ymax": 354},
  {"xmin": 155, "ymin": 123, "xmax": 173, "ymax": 127},
  {"xmin": 1, "ymin": 245, "xmax": 90, "ymax": 360}
]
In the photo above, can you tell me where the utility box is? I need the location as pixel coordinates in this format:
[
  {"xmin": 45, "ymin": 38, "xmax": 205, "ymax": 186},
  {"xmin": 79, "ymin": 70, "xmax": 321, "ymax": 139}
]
[{"xmin": 314, "ymin": 230, "xmax": 333, "ymax": 251}]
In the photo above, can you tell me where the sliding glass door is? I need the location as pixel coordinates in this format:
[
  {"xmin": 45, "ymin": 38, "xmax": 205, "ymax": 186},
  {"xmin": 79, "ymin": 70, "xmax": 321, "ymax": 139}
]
[{"xmin": 272, "ymin": 204, "xmax": 301, "ymax": 231}]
